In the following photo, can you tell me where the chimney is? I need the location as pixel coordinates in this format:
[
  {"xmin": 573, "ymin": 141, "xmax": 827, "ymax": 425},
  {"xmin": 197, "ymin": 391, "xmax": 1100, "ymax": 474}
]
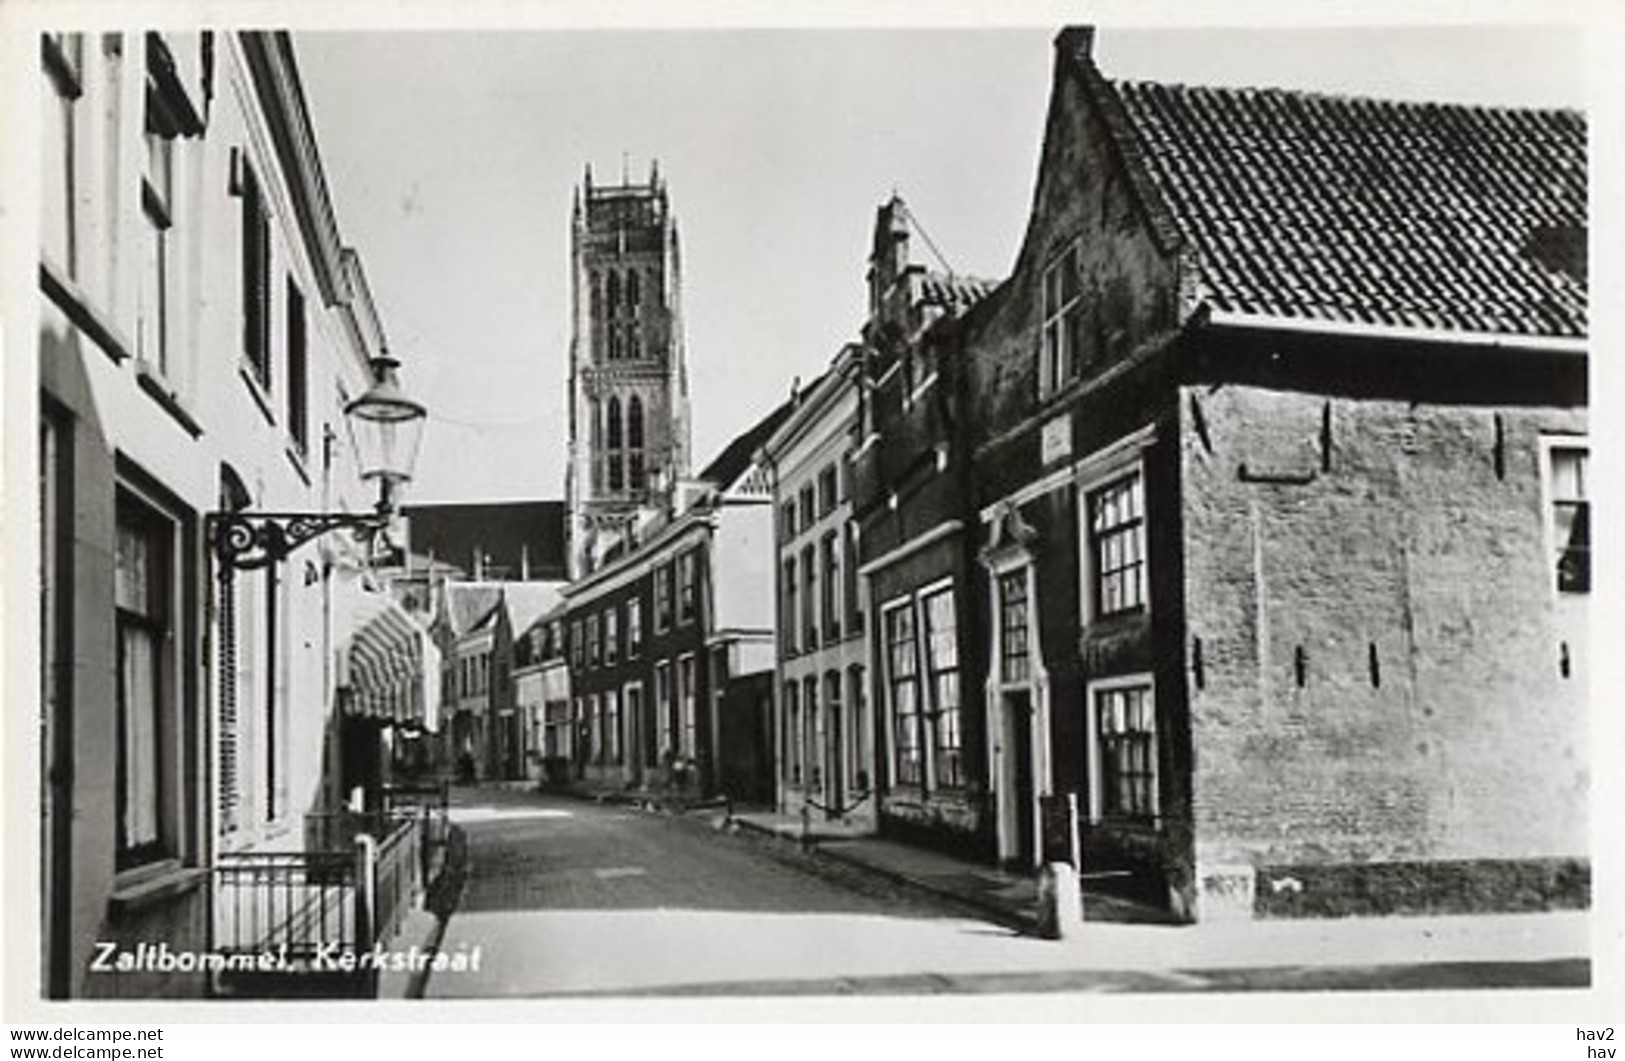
[{"xmin": 1055, "ymin": 26, "xmax": 1095, "ymax": 61}]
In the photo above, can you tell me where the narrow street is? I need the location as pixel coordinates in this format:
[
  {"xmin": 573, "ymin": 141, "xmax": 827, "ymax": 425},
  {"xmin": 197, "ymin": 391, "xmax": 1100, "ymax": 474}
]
[
  {"xmin": 420, "ymin": 788, "xmax": 1589, "ymax": 998},
  {"xmin": 425, "ymin": 787, "xmax": 1058, "ymax": 997}
]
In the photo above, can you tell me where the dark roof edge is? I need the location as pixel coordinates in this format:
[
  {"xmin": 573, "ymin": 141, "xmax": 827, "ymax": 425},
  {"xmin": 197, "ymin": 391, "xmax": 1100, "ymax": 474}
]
[{"xmin": 1056, "ymin": 26, "xmax": 1185, "ymax": 257}]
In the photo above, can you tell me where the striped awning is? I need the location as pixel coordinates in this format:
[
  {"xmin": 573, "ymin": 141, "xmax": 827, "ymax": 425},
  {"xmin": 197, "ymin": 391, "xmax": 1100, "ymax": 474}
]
[{"xmin": 344, "ymin": 591, "xmax": 441, "ymax": 732}]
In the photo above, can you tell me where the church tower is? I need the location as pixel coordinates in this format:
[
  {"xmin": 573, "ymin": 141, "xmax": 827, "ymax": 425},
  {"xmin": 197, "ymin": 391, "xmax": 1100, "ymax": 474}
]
[{"xmin": 566, "ymin": 160, "xmax": 692, "ymax": 578}]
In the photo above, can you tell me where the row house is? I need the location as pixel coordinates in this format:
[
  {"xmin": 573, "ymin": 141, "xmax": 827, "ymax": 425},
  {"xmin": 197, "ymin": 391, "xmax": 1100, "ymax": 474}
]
[
  {"xmin": 761, "ymin": 346, "xmax": 874, "ymax": 829},
  {"xmin": 847, "ymin": 198, "xmax": 999, "ymax": 859},
  {"xmin": 937, "ymin": 28, "xmax": 1588, "ymax": 919},
  {"xmin": 512, "ymin": 608, "xmax": 572, "ymax": 783},
  {"xmin": 434, "ymin": 580, "xmax": 562, "ymax": 782},
  {"xmin": 34, "ymin": 31, "xmax": 427, "ymax": 996},
  {"xmin": 561, "ymin": 400, "xmax": 791, "ymax": 801}
]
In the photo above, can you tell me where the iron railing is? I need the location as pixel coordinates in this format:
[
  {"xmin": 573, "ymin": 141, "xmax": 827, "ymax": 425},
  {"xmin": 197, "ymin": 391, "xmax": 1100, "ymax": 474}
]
[
  {"xmin": 210, "ymin": 793, "xmax": 450, "ymax": 995},
  {"xmin": 212, "ymin": 849, "xmax": 362, "ymax": 966}
]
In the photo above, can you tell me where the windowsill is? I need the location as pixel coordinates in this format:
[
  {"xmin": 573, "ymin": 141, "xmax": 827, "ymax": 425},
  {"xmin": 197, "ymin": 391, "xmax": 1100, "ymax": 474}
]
[
  {"xmin": 108, "ymin": 861, "xmax": 208, "ymax": 917},
  {"xmin": 40, "ymin": 259, "xmax": 136, "ymax": 365},
  {"xmin": 285, "ymin": 441, "xmax": 312, "ymax": 485},
  {"xmin": 238, "ymin": 361, "xmax": 276, "ymax": 426},
  {"xmin": 134, "ymin": 360, "xmax": 204, "ymax": 438}
]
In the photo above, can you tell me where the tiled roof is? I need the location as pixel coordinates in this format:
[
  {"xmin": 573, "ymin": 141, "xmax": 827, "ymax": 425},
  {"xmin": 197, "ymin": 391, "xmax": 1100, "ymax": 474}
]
[
  {"xmin": 919, "ymin": 272, "xmax": 999, "ymax": 313},
  {"xmin": 443, "ymin": 583, "xmax": 504, "ymax": 637},
  {"xmin": 1111, "ymin": 79, "xmax": 1587, "ymax": 339},
  {"xmin": 698, "ymin": 394, "xmax": 798, "ymax": 490}
]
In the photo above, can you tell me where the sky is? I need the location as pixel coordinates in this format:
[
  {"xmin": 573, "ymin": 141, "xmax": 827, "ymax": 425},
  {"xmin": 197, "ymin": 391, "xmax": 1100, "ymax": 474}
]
[{"xmin": 295, "ymin": 23, "xmax": 1585, "ymax": 505}]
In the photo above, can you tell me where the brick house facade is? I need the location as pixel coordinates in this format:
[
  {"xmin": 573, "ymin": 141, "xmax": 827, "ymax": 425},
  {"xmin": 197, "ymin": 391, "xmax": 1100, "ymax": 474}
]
[{"xmin": 956, "ymin": 27, "xmax": 1587, "ymax": 918}]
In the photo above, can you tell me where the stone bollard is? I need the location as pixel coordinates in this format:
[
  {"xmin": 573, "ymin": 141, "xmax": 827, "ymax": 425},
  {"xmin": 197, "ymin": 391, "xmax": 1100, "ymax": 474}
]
[{"xmin": 1036, "ymin": 861, "xmax": 1084, "ymax": 940}]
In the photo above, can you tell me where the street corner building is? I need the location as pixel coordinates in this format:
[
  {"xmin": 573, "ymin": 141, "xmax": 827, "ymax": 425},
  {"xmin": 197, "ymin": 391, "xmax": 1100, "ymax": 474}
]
[
  {"xmin": 36, "ymin": 31, "xmax": 448, "ymax": 998},
  {"xmin": 851, "ymin": 27, "xmax": 1587, "ymax": 921}
]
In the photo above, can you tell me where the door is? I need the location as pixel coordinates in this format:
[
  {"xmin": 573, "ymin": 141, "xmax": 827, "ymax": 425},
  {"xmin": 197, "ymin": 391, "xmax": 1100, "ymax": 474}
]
[
  {"xmin": 1008, "ymin": 691, "xmax": 1035, "ymax": 868},
  {"xmin": 826, "ymin": 695, "xmax": 844, "ymax": 819}
]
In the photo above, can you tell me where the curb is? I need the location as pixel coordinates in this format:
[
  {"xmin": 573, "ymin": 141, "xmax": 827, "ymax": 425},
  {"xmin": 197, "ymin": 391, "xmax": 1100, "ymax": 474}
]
[{"xmin": 726, "ymin": 815, "xmax": 1038, "ymax": 936}]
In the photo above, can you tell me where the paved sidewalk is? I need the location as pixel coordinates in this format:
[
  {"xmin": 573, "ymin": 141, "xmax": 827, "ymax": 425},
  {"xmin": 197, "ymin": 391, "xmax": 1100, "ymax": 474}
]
[
  {"xmin": 511, "ymin": 783, "xmax": 1592, "ymax": 977},
  {"xmin": 710, "ymin": 807, "xmax": 1588, "ymax": 972}
]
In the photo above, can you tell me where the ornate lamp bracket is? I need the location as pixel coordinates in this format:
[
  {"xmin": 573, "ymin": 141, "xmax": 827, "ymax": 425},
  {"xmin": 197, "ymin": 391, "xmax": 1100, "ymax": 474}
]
[{"xmin": 207, "ymin": 510, "xmax": 389, "ymax": 573}]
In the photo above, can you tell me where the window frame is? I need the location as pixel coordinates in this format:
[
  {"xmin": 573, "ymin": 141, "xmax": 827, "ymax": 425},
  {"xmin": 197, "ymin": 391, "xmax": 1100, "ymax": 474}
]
[
  {"xmin": 1085, "ymin": 674, "xmax": 1158, "ymax": 824},
  {"xmin": 677, "ymin": 653, "xmax": 697, "ymax": 759},
  {"xmin": 626, "ymin": 596, "xmax": 643, "ymax": 658},
  {"xmin": 238, "ymin": 155, "xmax": 272, "ymax": 394},
  {"xmin": 1039, "ymin": 240, "xmax": 1083, "ymax": 399},
  {"xmin": 1542, "ymin": 437, "xmax": 1590, "ymax": 596},
  {"xmin": 881, "ymin": 596, "xmax": 923, "ymax": 788},
  {"xmin": 919, "ymin": 584, "xmax": 964, "ymax": 790},
  {"xmin": 676, "ymin": 549, "xmax": 697, "ymax": 626},
  {"xmin": 821, "ymin": 531, "xmax": 841, "ymax": 641},
  {"xmin": 604, "ymin": 604, "xmax": 619, "ymax": 665},
  {"xmin": 654, "ymin": 563, "xmax": 673, "ymax": 633},
  {"xmin": 1086, "ymin": 467, "xmax": 1148, "ymax": 620}
]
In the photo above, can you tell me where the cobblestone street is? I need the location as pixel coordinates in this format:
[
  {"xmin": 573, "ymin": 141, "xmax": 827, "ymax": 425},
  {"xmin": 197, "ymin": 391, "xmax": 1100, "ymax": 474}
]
[{"xmin": 420, "ymin": 787, "xmax": 1588, "ymax": 998}]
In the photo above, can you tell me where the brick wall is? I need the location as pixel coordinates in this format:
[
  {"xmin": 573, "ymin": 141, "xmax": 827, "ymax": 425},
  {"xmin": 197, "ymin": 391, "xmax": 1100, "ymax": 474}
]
[{"xmin": 1180, "ymin": 380, "xmax": 1587, "ymax": 912}]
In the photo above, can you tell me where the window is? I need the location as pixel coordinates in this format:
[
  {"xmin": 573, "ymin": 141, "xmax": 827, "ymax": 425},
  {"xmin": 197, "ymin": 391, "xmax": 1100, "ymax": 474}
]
[
  {"xmin": 286, "ymin": 280, "xmax": 308, "ymax": 454},
  {"xmin": 1089, "ymin": 471, "xmax": 1146, "ymax": 617},
  {"xmin": 604, "ymin": 605, "xmax": 619, "ymax": 664},
  {"xmin": 41, "ymin": 33, "xmax": 85, "ymax": 277},
  {"xmin": 655, "ymin": 662, "xmax": 673, "ymax": 758},
  {"xmin": 848, "ymin": 665, "xmax": 870, "ymax": 791},
  {"xmin": 239, "ymin": 158, "xmax": 271, "ymax": 389},
  {"xmin": 781, "ymin": 556, "xmax": 798, "ymax": 656},
  {"xmin": 800, "ymin": 485, "xmax": 816, "ymax": 534},
  {"xmin": 1549, "ymin": 444, "xmax": 1590, "ymax": 593},
  {"xmin": 678, "ymin": 655, "xmax": 697, "ymax": 759},
  {"xmin": 821, "ymin": 532, "xmax": 841, "ymax": 640},
  {"xmin": 784, "ymin": 681, "xmax": 801, "ymax": 784},
  {"xmin": 803, "ymin": 676, "xmax": 821, "ymax": 789},
  {"xmin": 1040, "ymin": 242, "xmax": 1082, "ymax": 397},
  {"xmin": 884, "ymin": 601, "xmax": 922, "ymax": 787},
  {"xmin": 115, "ymin": 491, "xmax": 175, "ymax": 869},
  {"xmin": 571, "ymin": 619, "xmax": 584, "ymax": 670},
  {"xmin": 626, "ymin": 597, "xmax": 642, "ymax": 658},
  {"xmin": 844, "ymin": 523, "xmax": 863, "ymax": 633},
  {"xmin": 818, "ymin": 465, "xmax": 838, "ymax": 517},
  {"xmin": 607, "ymin": 396, "xmax": 624, "ymax": 491},
  {"xmin": 1092, "ymin": 681, "xmax": 1156, "ymax": 821},
  {"xmin": 802, "ymin": 544, "xmax": 817, "ymax": 648},
  {"xmin": 586, "ymin": 613, "xmax": 600, "ymax": 668},
  {"xmin": 627, "ymin": 396, "xmax": 645, "ymax": 491},
  {"xmin": 780, "ymin": 500, "xmax": 797, "ymax": 543},
  {"xmin": 999, "ymin": 569, "xmax": 1031, "ymax": 683},
  {"xmin": 139, "ymin": 124, "xmax": 176, "ymax": 377},
  {"xmin": 627, "ymin": 269, "xmax": 640, "ymax": 313},
  {"xmin": 605, "ymin": 272, "xmax": 620, "ymax": 320},
  {"xmin": 825, "ymin": 670, "xmax": 842, "ymax": 788},
  {"xmin": 920, "ymin": 588, "xmax": 962, "ymax": 789},
  {"xmin": 677, "ymin": 549, "xmax": 697, "ymax": 625},
  {"xmin": 654, "ymin": 564, "xmax": 673, "ymax": 632},
  {"xmin": 606, "ymin": 689, "xmax": 622, "ymax": 764},
  {"xmin": 627, "ymin": 682, "xmax": 649, "ymax": 767}
]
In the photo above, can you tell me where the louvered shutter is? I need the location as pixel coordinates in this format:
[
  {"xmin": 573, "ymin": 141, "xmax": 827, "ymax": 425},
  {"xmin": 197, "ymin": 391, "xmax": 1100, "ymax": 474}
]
[{"xmin": 217, "ymin": 573, "xmax": 240, "ymax": 833}]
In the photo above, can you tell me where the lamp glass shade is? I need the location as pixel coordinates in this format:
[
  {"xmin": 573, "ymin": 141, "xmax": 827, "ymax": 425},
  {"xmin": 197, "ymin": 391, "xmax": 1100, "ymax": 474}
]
[{"xmin": 345, "ymin": 356, "xmax": 427, "ymax": 486}]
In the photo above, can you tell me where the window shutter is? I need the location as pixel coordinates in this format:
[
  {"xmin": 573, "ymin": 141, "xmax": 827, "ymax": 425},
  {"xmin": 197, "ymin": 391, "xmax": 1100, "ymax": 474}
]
[{"xmin": 217, "ymin": 574, "xmax": 240, "ymax": 833}]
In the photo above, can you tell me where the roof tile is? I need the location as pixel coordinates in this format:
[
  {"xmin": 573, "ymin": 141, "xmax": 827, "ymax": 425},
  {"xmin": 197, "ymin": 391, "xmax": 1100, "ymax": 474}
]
[{"xmin": 1112, "ymin": 79, "xmax": 1586, "ymax": 339}]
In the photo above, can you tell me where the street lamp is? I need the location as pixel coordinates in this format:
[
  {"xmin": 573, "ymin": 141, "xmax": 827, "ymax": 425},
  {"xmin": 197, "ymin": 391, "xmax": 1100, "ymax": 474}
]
[{"xmin": 209, "ymin": 354, "xmax": 428, "ymax": 572}]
